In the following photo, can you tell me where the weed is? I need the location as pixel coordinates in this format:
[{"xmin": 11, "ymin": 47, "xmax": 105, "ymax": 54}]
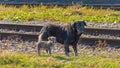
[
  {"xmin": 0, "ymin": 5, "xmax": 119, "ymax": 23},
  {"xmin": 0, "ymin": 50, "xmax": 120, "ymax": 68}
]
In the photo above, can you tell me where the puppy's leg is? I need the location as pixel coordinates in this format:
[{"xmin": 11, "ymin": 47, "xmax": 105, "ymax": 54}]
[
  {"xmin": 48, "ymin": 48, "xmax": 51, "ymax": 56},
  {"xmin": 37, "ymin": 46, "xmax": 41, "ymax": 56},
  {"xmin": 46, "ymin": 49, "xmax": 48, "ymax": 53}
]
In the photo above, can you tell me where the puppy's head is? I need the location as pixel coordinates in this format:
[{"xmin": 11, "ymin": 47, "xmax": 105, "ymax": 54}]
[{"xmin": 48, "ymin": 36, "xmax": 56, "ymax": 43}]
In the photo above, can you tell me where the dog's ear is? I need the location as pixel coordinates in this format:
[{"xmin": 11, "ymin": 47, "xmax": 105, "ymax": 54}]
[
  {"xmin": 79, "ymin": 20, "xmax": 87, "ymax": 26},
  {"xmin": 73, "ymin": 21, "xmax": 86, "ymax": 27},
  {"xmin": 73, "ymin": 21, "xmax": 77, "ymax": 28},
  {"xmin": 83, "ymin": 21, "xmax": 87, "ymax": 26}
]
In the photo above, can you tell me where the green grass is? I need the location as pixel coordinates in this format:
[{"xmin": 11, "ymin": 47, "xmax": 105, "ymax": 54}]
[
  {"xmin": 0, "ymin": 5, "xmax": 120, "ymax": 23},
  {"xmin": 0, "ymin": 50, "xmax": 120, "ymax": 68}
]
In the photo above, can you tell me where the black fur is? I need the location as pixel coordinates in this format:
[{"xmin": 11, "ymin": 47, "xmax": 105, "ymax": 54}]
[{"xmin": 38, "ymin": 21, "xmax": 87, "ymax": 56}]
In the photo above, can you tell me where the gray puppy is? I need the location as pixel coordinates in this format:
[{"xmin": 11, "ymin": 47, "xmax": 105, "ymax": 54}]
[{"xmin": 37, "ymin": 36, "xmax": 56, "ymax": 56}]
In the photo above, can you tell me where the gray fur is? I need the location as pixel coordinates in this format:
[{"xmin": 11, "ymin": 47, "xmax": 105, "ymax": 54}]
[{"xmin": 37, "ymin": 36, "xmax": 56, "ymax": 56}]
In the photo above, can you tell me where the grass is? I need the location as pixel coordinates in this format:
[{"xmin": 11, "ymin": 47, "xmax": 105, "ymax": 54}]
[
  {"xmin": 0, "ymin": 5, "xmax": 120, "ymax": 68},
  {"xmin": 0, "ymin": 5, "xmax": 120, "ymax": 23},
  {"xmin": 0, "ymin": 48, "xmax": 120, "ymax": 68}
]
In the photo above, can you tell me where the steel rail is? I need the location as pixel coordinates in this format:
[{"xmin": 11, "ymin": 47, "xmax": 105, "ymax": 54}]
[
  {"xmin": 80, "ymin": 37, "xmax": 120, "ymax": 47},
  {"xmin": 84, "ymin": 27, "xmax": 120, "ymax": 36}
]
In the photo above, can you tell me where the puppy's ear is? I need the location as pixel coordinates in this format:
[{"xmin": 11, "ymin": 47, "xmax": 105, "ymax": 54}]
[
  {"xmin": 54, "ymin": 37, "xmax": 56, "ymax": 40},
  {"xmin": 48, "ymin": 37, "xmax": 50, "ymax": 40},
  {"xmin": 54, "ymin": 37, "xmax": 56, "ymax": 42}
]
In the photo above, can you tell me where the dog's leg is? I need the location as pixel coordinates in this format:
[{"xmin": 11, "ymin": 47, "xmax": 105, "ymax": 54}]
[
  {"xmin": 64, "ymin": 41, "xmax": 70, "ymax": 56},
  {"xmin": 72, "ymin": 45, "xmax": 78, "ymax": 56},
  {"xmin": 72, "ymin": 37, "xmax": 79, "ymax": 56},
  {"xmin": 73, "ymin": 45, "xmax": 78, "ymax": 56},
  {"xmin": 64, "ymin": 45, "xmax": 69, "ymax": 56}
]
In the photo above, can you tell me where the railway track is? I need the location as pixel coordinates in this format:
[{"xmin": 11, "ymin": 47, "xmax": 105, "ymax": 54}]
[
  {"xmin": 83, "ymin": 4, "xmax": 120, "ymax": 10},
  {"xmin": 0, "ymin": 2, "xmax": 120, "ymax": 10},
  {"xmin": 0, "ymin": 22, "xmax": 120, "ymax": 47}
]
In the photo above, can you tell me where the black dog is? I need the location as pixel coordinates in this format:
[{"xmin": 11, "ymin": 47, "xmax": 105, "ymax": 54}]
[{"xmin": 38, "ymin": 21, "xmax": 87, "ymax": 56}]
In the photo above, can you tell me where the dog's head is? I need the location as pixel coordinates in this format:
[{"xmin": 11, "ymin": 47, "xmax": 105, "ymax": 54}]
[{"xmin": 73, "ymin": 20, "xmax": 87, "ymax": 35}]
